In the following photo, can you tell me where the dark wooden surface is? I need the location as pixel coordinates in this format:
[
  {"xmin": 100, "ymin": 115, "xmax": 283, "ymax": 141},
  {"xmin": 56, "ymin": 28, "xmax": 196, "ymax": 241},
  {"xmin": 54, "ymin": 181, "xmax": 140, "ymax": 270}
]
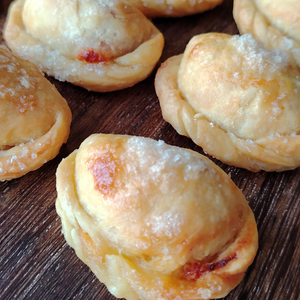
[{"xmin": 0, "ymin": 1, "xmax": 300, "ymax": 299}]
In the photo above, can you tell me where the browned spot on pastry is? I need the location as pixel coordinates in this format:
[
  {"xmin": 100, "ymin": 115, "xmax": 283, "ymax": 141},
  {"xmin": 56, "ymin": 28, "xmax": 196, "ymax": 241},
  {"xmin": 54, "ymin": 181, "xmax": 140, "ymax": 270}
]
[
  {"xmin": 77, "ymin": 49, "xmax": 109, "ymax": 63},
  {"xmin": 235, "ymin": 222, "xmax": 256, "ymax": 253},
  {"xmin": 181, "ymin": 254, "xmax": 237, "ymax": 281},
  {"xmin": 0, "ymin": 145, "xmax": 14, "ymax": 151},
  {"xmin": 89, "ymin": 150, "xmax": 120, "ymax": 195}
]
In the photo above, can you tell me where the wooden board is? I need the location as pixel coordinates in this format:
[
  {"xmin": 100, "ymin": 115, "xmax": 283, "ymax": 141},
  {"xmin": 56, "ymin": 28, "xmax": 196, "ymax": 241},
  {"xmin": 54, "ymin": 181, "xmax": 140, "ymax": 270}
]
[{"xmin": 0, "ymin": 1, "xmax": 299, "ymax": 299}]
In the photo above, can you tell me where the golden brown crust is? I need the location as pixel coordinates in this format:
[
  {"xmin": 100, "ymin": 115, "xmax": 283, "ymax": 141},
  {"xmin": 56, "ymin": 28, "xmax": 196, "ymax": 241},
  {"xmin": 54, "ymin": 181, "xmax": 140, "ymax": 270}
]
[
  {"xmin": 0, "ymin": 46, "xmax": 72, "ymax": 181},
  {"xmin": 56, "ymin": 133, "xmax": 258, "ymax": 300},
  {"xmin": 155, "ymin": 33, "xmax": 300, "ymax": 172},
  {"xmin": 3, "ymin": 0, "xmax": 164, "ymax": 92},
  {"xmin": 127, "ymin": 0, "xmax": 224, "ymax": 18},
  {"xmin": 233, "ymin": 0, "xmax": 300, "ymax": 67}
]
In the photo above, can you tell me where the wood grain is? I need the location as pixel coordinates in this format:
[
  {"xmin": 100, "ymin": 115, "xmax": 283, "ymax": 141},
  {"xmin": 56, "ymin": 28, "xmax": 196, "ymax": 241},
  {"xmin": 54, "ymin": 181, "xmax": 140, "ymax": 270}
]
[{"xmin": 0, "ymin": 0, "xmax": 299, "ymax": 299}]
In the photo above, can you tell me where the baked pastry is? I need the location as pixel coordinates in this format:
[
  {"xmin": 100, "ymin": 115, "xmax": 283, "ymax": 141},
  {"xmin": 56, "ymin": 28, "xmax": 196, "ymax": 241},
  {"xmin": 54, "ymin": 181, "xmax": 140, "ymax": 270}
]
[
  {"xmin": 127, "ymin": 0, "xmax": 224, "ymax": 18},
  {"xmin": 155, "ymin": 32, "xmax": 300, "ymax": 172},
  {"xmin": 3, "ymin": 0, "xmax": 164, "ymax": 92},
  {"xmin": 56, "ymin": 133, "xmax": 258, "ymax": 300},
  {"xmin": 233, "ymin": 0, "xmax": 300, "ymax": 67},
  {"xmin": 0, "ymin": 45, "xmax": 72, "ymax": 181}
]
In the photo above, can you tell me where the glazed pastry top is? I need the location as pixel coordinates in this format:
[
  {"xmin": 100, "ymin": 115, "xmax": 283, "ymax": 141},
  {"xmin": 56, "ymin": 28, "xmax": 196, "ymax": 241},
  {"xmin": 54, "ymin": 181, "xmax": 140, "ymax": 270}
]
[
  {"xmin": 0, "ymin": 45, "xmax": 67, "ymax": 149},
  {"xmin": 22, "ymin": 0, "xmax": 159, "ymax": 63},
  {"xmin": 0, "ymin": 45, "xmax": 72, "ymax": 180},
  {"xmin": 178, "ymin": 33, "xmax": 300, "ymax": 141},
  {"xmin": 4, "ymin": 0, "xmax": 164, "ymax": 92},
  {"xmin": 155, "ymin": 32, "xmax": 300, "ymax": 171}
]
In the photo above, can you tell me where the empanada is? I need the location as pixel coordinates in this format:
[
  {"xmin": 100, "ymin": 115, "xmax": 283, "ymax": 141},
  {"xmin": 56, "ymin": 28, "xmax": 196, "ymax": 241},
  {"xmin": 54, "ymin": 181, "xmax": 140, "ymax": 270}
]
[
  {"xmin": 3, "ymin": 0, "xmax": 164, "ymax": 92},
  {"xmin": 0, "ymin": 46, "xmax": 72, "ymax": 181},
  {"xmin": 56, "ymin": 133, "xmax": 258, "ymax": 300},
  {"xmin": 233, "ymin": 0, "xmax": 300, "ymax": 67},
  {"xmin": 127, "ymin": 0, "xmax": 224, "ymax": 18},
  {"xmin": 155, "ymin": 32, "xmax": 300, "ymax": 172}
]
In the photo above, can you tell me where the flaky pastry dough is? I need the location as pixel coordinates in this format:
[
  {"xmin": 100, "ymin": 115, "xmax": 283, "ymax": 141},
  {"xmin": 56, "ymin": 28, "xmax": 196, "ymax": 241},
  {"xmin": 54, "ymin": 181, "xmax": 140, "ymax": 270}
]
[
  {"xmin": 56, "ymin": 133, "xmax": 258, "ymax": 300},
  {"xmin": 155, "ymin": 33, "xmax": 300, "ymax": 172},
  {"xmin": 233, "ymin": 0, "xmax": 300, "ymax": 67},
  {"xmin": 3, "ymin": 0, "xmax": 164, "ymax": 92},
  {"xmin": 126, "ymin": 0, "xmax": 224, "ymax": 18},
  {"xmin": 0, "ymin": 46, "xmax": 72, "ymax": 181}
]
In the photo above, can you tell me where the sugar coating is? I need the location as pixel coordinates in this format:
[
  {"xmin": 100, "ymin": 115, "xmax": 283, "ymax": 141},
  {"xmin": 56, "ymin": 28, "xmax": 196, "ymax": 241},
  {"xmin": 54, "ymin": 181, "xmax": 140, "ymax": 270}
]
[
  {"xmin": 182, "ymin": 34, "xmax": 300, "ymax": 141},
  {"xmin": 279, "ymin": 36, "xmax": 294, "ymax": 50},
  {"xmin": 197, "ymin": 288, "xmax": 212, "ymax": 299},
  {"xmin": 146, "ymin": 211, "xmax": 184, "ymax": 239},
  {"xmin": 118, "ymin": 137, "xmax": 215, "ymax": 240},
  {"xmin": 86, "ymin": 136, "xmax": 222, "ymax": 244},
  {"xmin": 0, "ymin": 46, "xmax": 39, "ymax": 109},
  {"xmin": 19, "ymin": 76, "xmax": 31, "ymax": 89},
  {"xmin": 230, "ymin": 34, "xmax": 289, "ymax": 74},
  {"xmin": 124, "ymin": 136, "xmax": 209, "ymax": 183},
  {"xmin": 0, "ymin": 144, "xmax": 35, "ymax": 175}
]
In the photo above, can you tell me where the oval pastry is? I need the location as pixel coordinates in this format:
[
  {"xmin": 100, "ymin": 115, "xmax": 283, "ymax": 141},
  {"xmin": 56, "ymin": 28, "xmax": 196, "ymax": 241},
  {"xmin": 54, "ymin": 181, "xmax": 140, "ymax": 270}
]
[
  {"xmin": 56, "ymin": 133, "xmax": 258, "ymax": 300},
  {"xmin": 127, "ymin": 0, "xmax": 224, "ymax": 18},
  {"xmin": 3, "ymin": 0, "xmax": 164, "ymax": 92},
  {"xmin": 233, "ymin": 0, "xmax": 300, "ymax": 67},
  {"xmin": 0, "ymin": 46, "xmax": 72, "ymax": 181},
  {"xmin": 155, "ymin": 32, "xmax": 300, "ymax": 172}
]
